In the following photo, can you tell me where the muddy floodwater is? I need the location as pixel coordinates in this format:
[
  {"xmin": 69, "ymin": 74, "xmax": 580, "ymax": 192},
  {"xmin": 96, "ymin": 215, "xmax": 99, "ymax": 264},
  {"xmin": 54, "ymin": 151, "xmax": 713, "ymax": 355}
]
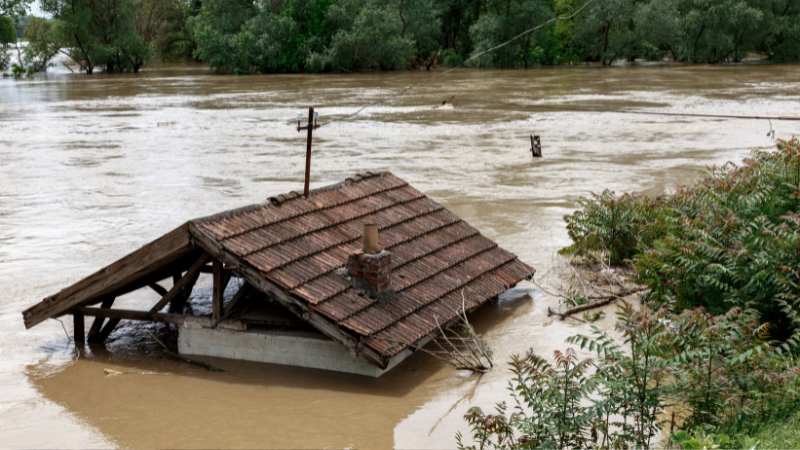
[{"xmin": 2, "ymin": 64, "xmax": 799, "ymax": 449}]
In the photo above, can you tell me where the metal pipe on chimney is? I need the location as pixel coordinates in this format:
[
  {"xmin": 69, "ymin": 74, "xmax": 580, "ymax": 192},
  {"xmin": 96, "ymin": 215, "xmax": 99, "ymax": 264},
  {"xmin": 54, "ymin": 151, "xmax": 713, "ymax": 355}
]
[{"xmin": 363, "ymin": 223, "xmax": 379, "ymax": 254}]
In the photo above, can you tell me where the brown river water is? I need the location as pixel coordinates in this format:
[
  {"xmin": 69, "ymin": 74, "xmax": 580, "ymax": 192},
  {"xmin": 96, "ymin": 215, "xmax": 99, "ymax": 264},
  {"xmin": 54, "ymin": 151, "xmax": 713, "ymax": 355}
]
[{"xmin": 1, "ymin": 64, "xmax": 799, "ymax": 449}]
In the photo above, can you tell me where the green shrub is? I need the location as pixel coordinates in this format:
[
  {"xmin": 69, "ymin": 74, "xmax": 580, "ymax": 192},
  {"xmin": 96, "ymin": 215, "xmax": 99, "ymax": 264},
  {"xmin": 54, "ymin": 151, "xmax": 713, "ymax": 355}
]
[
  {"xmin": 456, "ymin": 304, "xmax": 800, "ymax": 449},
  {"xmin": 0, "ymin": 15, "xmax": 15, "ymax": 44},
  {"xmin": 564, "ymin": 140, "xmax": 800, "ymax": 341}
]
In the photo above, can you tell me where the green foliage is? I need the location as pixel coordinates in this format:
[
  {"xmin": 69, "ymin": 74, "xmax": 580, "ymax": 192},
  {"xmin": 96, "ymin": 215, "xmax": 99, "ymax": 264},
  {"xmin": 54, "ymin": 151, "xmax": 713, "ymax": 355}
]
[
  {"xmin": 134, "ymin": 0, "xmax": 195, "ymax": 61},
  {"xmin": 0, "ymin": 0, "xmax": 30, "ymax": 17},
  {"xmin": 668, "ymin": 307, "xmax": 800, "ymax": 433},
  {"xmin": 562, "ymin": 191, "xmax": 671, "ymax": 265},
  {"xmin": 458, "ymin": 304, "xmax": 672, "ymax": 449},
  {"xmin": 457, "ymin": 303, "xmax": 800, "ymax": 449},
  {"xmin": 564, "ymin": 140, "xmax": 800, "ymax": 342},
  {"xmin": 468, "ymin": 0, "xmax": 554, "ymax": 68},
  {"xmin": 21, "ymin": 17, "xmax": 59, "ymax": 74},
  {"xmin": 0, "ymin": 14, "xmax": 15, "ymax": 44},
  {"xmin": 324, "ymin": 3, "xmax": 414, "ymax": 71},
  {"xmin": 41, "ymin": 0, "xmax": 149, "ymax": 74},
  {"xmin": 12, "ymin": 0, "xmax": 800, "ymax": 76},
  {"xmin": 0, "ymin": 14, "xmax": 14, "ymax": 72}
]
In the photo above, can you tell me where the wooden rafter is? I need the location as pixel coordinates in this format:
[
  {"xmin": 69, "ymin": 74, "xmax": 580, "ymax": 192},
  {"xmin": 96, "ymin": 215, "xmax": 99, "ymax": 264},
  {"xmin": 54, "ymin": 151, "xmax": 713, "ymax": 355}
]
[
  {"xmin": 75, "ymin": 306, "xmax": 186, "ymax": 325},
  {"xmin": 148, "ymin": 283, "xmax": 168, "ymax": 297},
  {"xmin": 22, "ymin": 223, "xmax": 193, "ymax": 329},
  {"xmin": 149, "ymin": 254, "xmax": 210, "ymax": 313},
  {"xmin": 87, "ymin": 297, "xmax": 115, "ymax": 342}
]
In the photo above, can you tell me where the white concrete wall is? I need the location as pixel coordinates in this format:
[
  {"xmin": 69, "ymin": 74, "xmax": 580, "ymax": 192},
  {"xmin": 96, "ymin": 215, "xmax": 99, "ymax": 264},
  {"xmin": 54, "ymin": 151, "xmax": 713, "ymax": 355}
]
[{"xmin": 178, "ymin": 321, "xmax": 408, "ymax": 377}]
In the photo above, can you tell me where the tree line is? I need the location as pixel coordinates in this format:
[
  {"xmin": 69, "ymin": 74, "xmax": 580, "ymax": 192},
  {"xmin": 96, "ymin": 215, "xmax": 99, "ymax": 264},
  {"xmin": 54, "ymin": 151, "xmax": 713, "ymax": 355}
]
[{"xmin": 3, "ymin": 0, "xmax": 800, "ymax": 75}]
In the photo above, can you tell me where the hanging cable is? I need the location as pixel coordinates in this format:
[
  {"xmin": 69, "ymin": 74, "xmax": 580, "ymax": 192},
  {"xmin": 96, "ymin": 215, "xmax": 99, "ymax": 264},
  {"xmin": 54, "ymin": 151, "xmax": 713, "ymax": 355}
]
[{"xmin": 320, "ymin": 0, "xmax": 599, "ymax": 128}]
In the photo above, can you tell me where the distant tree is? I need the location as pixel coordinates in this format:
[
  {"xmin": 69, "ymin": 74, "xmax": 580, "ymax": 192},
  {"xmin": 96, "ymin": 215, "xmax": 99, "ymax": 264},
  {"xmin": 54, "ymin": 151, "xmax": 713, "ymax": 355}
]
[
  {"xmin": 41, "ymin": 0, "xmax": 149, "ymax": 74},
  {"xmin": 469, "ymin": 0, "xmax": 554, "ymax": 68},
  {"xmin": 0, "ymin": 14, "xmax": 15, "ymax": 71},
  {"xmin": 23, "ymin": 17, "xmax": 59, "ymax": 73},
  {"xmin": 397, "ymin": 0, "xmax": 442, "ymax": 68},
  {"xmin": 676, "ymin": 0, "xmax": 764, "ymax": 63},
  {"xmin": 632, "ymin": 0, "xmax": 681, "ymax": 60},
  {"xmin": 0, "ymin": 0, "xmax": 31, "ymax": 17},
  {"xmin": 0, "ymin": 14, "xmax": 14, "ymax": 43},
  {"xmin": 133, "ymin": 0, "xmax": 195, "ymax": 61},
  {"xmin": 324, "ymin": 2, "xmax": 415, "ymax": 71},
  {"xmin": 756, "ymin": 0, "xmax": 800, "ymax": 62},
  {"xmin": 188, "ymin": 0, "xmax": 256, "ymax": 73},
  {"xmin": 572, "ymin": 0, "xmax": 637, "ymax": 65}
]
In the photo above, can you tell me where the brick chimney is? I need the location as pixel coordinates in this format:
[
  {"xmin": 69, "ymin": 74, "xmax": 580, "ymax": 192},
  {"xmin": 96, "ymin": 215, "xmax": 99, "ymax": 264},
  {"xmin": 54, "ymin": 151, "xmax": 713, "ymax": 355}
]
[{"xmin": 347, "ymin": 223, "xmax": 394, "ymax": 300}]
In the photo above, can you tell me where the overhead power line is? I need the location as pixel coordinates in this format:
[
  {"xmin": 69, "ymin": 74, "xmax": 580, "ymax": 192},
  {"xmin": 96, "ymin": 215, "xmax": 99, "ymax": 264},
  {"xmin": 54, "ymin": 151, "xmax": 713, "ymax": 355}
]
[{"xmin": 321, "ymin": 0, "xmax": 599, "ymax": 127}]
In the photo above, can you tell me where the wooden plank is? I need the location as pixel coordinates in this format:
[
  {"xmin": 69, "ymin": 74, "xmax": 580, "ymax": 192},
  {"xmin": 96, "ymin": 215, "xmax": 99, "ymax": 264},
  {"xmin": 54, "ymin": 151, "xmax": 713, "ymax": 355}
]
[
  {"xmin": 23, "ymin": 223, "xmax": 193, "ymax": 329},
  {"xmin": 87, "ymin": 297, "xmax": 114, "ymax": 342},
  {"xmin": 75, "ymin": 306, "xmax": 186, "ymax": 325},
  {"xmin": 97, "ymin": 318, "xmax": 121, "ymax": 342},
  {"xmin": 73, "ymin": 312, "xmax": 84, "ymax": 347},
  {"xmin": 148, "ymin": 254, "xmax": 209, "ymax": 313},
  {"xmin": 148, "ymin": 283, "xmax": 168, "ymax": 297},
  {"xmin": 212, "ymin": 260, "xmax": 227, "ymax": 323},
  {"xmin": 188, "ymin": 222, "xmax": 388, "ymax": 368},
  {"xmin": 211, "ymin": 282, "xmax": 252, "ymax": 328}
]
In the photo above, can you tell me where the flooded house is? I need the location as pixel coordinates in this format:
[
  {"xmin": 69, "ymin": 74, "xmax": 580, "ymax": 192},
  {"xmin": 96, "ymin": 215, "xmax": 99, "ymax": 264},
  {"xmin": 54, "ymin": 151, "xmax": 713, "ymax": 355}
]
[{"xmin": 22, "ymin": 172, "xmax": 534, "ymax": 377}]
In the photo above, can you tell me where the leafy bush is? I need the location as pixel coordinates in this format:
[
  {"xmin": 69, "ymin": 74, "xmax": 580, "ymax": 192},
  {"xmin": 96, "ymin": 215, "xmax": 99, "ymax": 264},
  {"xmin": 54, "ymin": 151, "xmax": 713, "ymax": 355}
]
[
  {"xmin": 22, "ymin": 17, "xmax": 59, "ymax": 74},
  {"xmin": 668, "ymin": 307, "xmax": 800, "ymax": 433},
  {"xmin": 564, "ymin": 140, "xmax": 800, "ymax": 341},
  {"xmin": 458, "ymin": 304, "xmax": 672, "ymax": 450},
  {"xmin": 0, "ymin": 15, "xmax": 14, "ymax": 44},
  {"xmin": 456, "ymin": 304, "xmax": 800, "ymax": 449}
]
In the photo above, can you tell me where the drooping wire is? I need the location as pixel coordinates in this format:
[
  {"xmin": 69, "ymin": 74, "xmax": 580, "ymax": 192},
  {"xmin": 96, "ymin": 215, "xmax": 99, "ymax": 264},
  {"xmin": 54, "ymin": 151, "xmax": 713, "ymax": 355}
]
[{"xmin": 320, "ymin": 0, "xmax": 599, "ymax": 128}]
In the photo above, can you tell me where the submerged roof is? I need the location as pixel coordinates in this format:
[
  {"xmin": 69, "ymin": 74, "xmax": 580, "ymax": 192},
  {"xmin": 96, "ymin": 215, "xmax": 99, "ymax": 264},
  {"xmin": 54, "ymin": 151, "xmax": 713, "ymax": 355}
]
[{"xmin": 24, "ymin": 172, "xmax": 534, "ymax": 368}]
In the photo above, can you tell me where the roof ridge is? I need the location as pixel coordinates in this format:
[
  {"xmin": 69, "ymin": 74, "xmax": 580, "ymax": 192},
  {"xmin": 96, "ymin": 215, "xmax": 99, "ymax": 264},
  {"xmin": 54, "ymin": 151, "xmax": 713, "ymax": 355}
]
[{"xmin": 192, "ymin": 171, "xmax": 395, "ymax": 225}]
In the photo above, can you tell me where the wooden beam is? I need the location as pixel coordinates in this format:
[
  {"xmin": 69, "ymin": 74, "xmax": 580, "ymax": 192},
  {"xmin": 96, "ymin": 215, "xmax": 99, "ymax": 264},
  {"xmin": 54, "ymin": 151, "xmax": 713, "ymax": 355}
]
[
  {"xmin": 23, "ymin": 223, "xmax": 193, "ymax": 329},
  {"xmin": 73, "ymin": 312, "xmax": 84, "ymax": 348},
  {"xmin": 148, "ymin": 283, "xmax": 168, "ymax": 297},
  {"xmin": 149, "ymin": 254, "xmax": 210, "ymax": 313},
  {"xmin": 96, "ymin": 318, "xmax": 121, "ymax": 343},
  {"xmin": 211, "ymin": 282, "xmax": 252, "ymax": 328},
  {"xmin": 75, "ymin": 306, "xmax": 186, "ymax": 325},
  {"xmin": 87, "ymin": 297, "xmax": 114, "ymax": 342},
  {"xmin": 212, "ymin": 260, "xmax": 227, "ymax": 323},
  {"xmin": 188, "ymin": 223, "xmax": 388, "ymax": 368}
]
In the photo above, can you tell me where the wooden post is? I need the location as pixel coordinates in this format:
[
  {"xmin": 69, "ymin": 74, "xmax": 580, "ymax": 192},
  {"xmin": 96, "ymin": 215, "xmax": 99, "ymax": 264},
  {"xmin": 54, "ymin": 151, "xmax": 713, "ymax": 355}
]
[
  {"xmin": 530, "ymin": 135, "xmax": 542, "ymax": 158},
  {"xmin": 97, "ymin": 318, "xmax": 121, "ymax": 343},
  {"xmin": 297, "ymin": 107, "xmax": 320, "ymax": 198},
  {"xmin": 87, "ymin": 297, "xmax": 115, "ymax": 342},
  {"xmin": 73, "ymin": 312, "xmax": 85, "ymax": 348},
  {"xmin": 212, "ymin": 260, "xmax": 225, "ymax": 323}
]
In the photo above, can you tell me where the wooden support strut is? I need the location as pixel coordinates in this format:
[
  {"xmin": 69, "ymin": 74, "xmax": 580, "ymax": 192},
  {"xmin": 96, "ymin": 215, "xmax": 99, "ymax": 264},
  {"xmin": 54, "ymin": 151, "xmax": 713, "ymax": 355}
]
[
  {"xmin": 87, "ymin": 297, "xmax": 115, "ymax": 342},
  {"xmin": 211, "ymin": 282, "xmax": 252, "ymax": 328},
  {"xmin": 148, "ymin": 282, "xmax": 168, "ymax": 297},
  {"xmin": 74, "ymin": 306, "xmax": 186, "ymax": 325},
  {"xmin": 212, "ymin": 260, "xmax": 229, "ymax": 323},
  {"xmin": 73, "ymin": 311, "xmax": 85, "ymax": 348},
  {"xmin": 149, "ymin": 254, "xmax": 210, "ymax": 313}
]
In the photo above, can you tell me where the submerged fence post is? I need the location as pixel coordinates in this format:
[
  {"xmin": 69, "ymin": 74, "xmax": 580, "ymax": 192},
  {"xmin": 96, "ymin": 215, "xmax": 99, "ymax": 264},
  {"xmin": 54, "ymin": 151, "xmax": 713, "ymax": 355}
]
[{"xmin": 530, "ymin": 134, "xmax": 542, "ymax": 158}]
